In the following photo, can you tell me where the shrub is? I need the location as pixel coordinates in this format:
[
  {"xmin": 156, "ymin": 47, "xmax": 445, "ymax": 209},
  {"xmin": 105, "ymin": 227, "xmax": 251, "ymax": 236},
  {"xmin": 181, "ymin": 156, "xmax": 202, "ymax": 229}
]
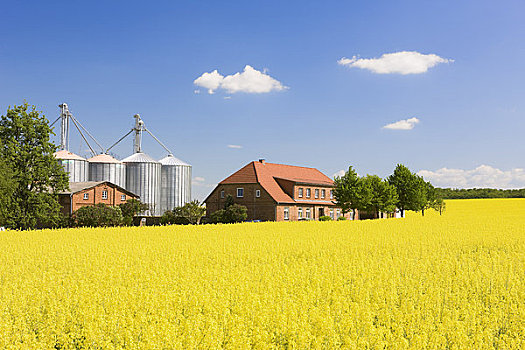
[
  {"xmin": 337, "ymin": 216, "xmax": 347, "ymax": 221},
  {"xmin": 319, "ymin": 216, "xmax": 332, "ymax": 221},
  {"xmin": 73, "ymin": 204, "xmax": 123, "ymax": 227},
  {"xmin": 209, "ymin": 204, "xmax": 248, "ymax": 224}
]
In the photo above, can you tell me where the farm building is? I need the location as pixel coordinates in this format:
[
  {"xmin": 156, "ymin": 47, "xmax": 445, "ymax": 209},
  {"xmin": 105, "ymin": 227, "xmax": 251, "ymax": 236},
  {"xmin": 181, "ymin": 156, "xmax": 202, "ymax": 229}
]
[
  {"xmin": 204, "ymin": 159, "xmax": 355, "ymax": 222},
  {"xmin": 53, "ymin": 103, "xmax": 192, "ymax": 216},
  {"xmin": 58, "ymin": 181, "xmax": 139, "ymax": 216}
]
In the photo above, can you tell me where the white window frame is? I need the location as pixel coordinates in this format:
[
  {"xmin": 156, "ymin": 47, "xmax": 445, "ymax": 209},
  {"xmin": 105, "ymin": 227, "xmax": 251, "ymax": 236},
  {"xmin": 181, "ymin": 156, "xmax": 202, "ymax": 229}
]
[
  {"xmin": 330, "ymin": 209, "xmax": 334, "ymax": 219},
  {"xmin": 236, "ymin": 188, "xmax": 244, "ymax": 198},
  {"xmin": 315, "ymin": 189, "xmax": 319, "ymax": 199},
  {"xmin": 298, "ymin": 188, "xmax": 303, "ymax": 198},
  {"xmin": 121, "ymin": 195, "xmax": 126, "ymax": 201},
  {"xmin": 305, "ymin": 208, "xmax": 311, "ymax": 219},
  {"xmin": 336, "ymin": 209, "xmax": 341, "ymax": 218},
  {"xmin": 330, "ymin": 190, "xmax": 334, "ymax": 199},
  {"xmin": 298, "ymin": 208, "xmax": 303, "ymax": 219},
  {"xmin": 321, "ymin": 189, "xmax": 325, "ymax": 198},
  {"xmin": 283, "ymin": 207, "xmax": 289, "ymax": 220},
  {"xmin": 306, "ymin": 188, "xmax": 311, "ymax": 198},
  {"xmin": 255, "ymin": 189, "xmax": 261, "ymax": 198},
  {"xmin": 220, "ymin": 190, "xmax": 225, "ymax": 199},
  {"xmin": 83, "ymin": 193, "xmax": 89, "ymax": 200},
  {"xmin": 102, "ymin": 190, "xmax": 108, "ymax": 200}
]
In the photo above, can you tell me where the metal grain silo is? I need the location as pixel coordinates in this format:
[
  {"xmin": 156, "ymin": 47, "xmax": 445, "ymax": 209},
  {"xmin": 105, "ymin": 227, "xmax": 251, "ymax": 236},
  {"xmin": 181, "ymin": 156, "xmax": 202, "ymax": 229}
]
[
  {"xmin": 159, "ymin": 155, "xmax": 192, "ymax": 212},
  {"xmin": 87, "ymin": 154, "xmax": 126, "ymax": 188},
  {"xmin": 122, "ymin": 152, "xmax": 161, "ymax": 216},
  {"xmin": 54, "ymin": 150, "xmax": 88, "ymax": 182}
]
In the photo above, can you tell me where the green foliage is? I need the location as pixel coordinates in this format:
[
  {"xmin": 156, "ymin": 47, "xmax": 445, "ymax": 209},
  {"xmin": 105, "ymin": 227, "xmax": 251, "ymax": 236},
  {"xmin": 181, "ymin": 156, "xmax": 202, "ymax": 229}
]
[
  {"xmin": 161, "ymin": 200, "xmax": 206, "ymax": 225},
  {"xmin": 333, "ymin": 166, "xmax": 361, "ymax": 215},
  {"xmin": 210, "ymin": 204, "xmax": 248, "ymax": 224},
  {"xmin": 436, "ymin": 187, "xmax": 525, "ymax": 199},
  {"xmin": 0, "ymin": 103, "xmax": 69, "ymax": 229},
  {"xmin": 73, "ymin": 204, "xmax": 123, "ymax": 227},
  {"xmin": 337, "ymin": 216, "xmax": 347, "ymax": 221},
  {"xmin": 224, "ymin": 194, "xmax": 235, "ymax": 209},
  {"xmin": 388, "ymin": 164, "xmax": 426, "ymax": 215},
  {"xmin": 360, "ymin": 175, "xmax": 398, "ymax": 216},
  {"xmin": 0, "ymin": 150, "xmax": 14, "ymax": 226},
  {"xmin": 119, "ymin": 198, "xmax": 149, "ymax": 225},
  {"xmin": 319, "ymin": 215, "xmax": 332, "ymax": 221}
]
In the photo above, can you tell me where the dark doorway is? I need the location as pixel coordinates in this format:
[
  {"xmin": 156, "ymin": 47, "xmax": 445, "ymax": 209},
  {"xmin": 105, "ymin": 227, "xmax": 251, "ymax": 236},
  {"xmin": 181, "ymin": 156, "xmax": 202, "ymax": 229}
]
[{"xmin": 319, "ymin": 208, "xmax": 324, "ymax": 217}]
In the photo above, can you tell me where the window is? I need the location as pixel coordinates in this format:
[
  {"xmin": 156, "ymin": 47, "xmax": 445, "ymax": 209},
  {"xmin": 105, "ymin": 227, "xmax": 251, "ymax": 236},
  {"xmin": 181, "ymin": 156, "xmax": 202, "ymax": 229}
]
[
  {"xmin": 305, "ymin": 208, "xmax": 311, "ymax": 219},
  {"xmin": 220, "ymin": 190, "xmax": 225, "ymax": 199},
  {"xmin": 256, "ymin": 190, "xmax": 261, "ymax": 198},
  {"xmin": 284, "ymin": 207, "xmax": 289, "ymax": 220},
  {"xmin": 330, "ymin": 190, "xmax": 334, "ymax": 199},
  {"xmin": 298, "ymin": 188, "xmax": 303, "ymax": 198},
  {"xmin": 330, "ymin": 209, "xmax": 334, "ymax": 219},
  {"xmin": 315, "ymin": 189, "xmax": 319, "ymax": 199},
  {"xmin": 298, "ymin": 208, "xmax": 303, "ymax": 219},
  {"xmin": 237, "ymin": 188, "xmax": 244, "ymax": 198},
  {"xmin": 336, "ymin": 209, "xmax": 341, "ymax": 218},
  {"xmin": 83, "ymin": 193, "xmax": 89, "ymax": 200},
  {"xmin": 102, "ymin": 190, "xmax": 108, "ymax": 200},
  {"xmin": 121, "ymin": 195, "xmax": 126, "ymax": 201},
  {"xmin": 321, "ymin": 189, "xmax": 325, "ymax": 198},
  {"xmin": 306, "ymin": 188, "xmax": 311, "ymax": 198}
]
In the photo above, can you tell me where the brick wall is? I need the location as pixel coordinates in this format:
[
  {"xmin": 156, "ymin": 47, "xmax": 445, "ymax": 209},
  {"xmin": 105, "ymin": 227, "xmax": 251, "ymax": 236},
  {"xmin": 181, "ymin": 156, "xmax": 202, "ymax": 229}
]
[
  {"xmin": 70, "ymin": 184, "xmax": 137, "ymax": 213},
  {"xmin": 205, "ymin": 183, "xmax": 276, "ymax": 221}
]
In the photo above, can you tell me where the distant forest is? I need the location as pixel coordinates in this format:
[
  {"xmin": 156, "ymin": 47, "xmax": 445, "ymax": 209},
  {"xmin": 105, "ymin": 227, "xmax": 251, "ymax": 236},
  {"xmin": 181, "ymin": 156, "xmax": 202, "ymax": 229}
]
[{"xmin": 436, "ymin": 188, "xmax": 525, "ymax": 199}]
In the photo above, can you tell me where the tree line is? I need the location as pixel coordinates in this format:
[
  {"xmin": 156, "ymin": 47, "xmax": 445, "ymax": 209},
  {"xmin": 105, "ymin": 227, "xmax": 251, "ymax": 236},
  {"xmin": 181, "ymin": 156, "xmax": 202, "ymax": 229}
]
[
  {"xmin": 333, "ymin": 164, "xmax": 445, "ymax": 218},
  {"xmin": 435, "ymin": 187, "xmax": 525, "ymax": 199}
]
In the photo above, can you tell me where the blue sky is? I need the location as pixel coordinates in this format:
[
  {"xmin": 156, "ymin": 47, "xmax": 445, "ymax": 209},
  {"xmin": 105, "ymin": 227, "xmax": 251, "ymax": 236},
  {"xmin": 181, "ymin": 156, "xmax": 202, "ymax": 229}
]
[{"xmin": 1, "ymin": 0, "xmax": 524, "ymax": 199}]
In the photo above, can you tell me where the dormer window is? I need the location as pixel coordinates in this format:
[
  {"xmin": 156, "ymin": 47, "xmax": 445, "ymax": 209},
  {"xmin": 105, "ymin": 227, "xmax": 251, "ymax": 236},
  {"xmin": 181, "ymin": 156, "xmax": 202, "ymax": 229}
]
[
  {"xmin": 321, "ymin": 189, "xmax": 325, "ymax": 198},
  {"xmin": 306, "ymin": 188, "xmax": 311, "ymax": 198},
  {"xmin": 315, "ymin": 189, "xmax": 319, "ymax": 199},
  {"xmin": 298, "ymin": 188, "xmax": 303, "ymax": 198}
]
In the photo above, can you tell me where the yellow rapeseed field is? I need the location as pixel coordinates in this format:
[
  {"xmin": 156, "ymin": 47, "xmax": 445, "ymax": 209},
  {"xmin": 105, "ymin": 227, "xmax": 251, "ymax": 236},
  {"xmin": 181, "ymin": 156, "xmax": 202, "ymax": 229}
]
[{"xmin": 0, "ymin": 199, "xmax": 524, "ymax": 349}]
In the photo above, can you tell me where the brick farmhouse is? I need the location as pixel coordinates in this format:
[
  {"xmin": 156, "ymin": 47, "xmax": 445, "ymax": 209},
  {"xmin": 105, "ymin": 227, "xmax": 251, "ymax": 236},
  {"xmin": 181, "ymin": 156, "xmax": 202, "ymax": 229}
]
[
  {"xmin": 58, "ymin": 181, "xmax": 139, "ymax": 216},
  {"xmin": 204, "ymin": 160, "xmax": 354, "ymax": 221}
]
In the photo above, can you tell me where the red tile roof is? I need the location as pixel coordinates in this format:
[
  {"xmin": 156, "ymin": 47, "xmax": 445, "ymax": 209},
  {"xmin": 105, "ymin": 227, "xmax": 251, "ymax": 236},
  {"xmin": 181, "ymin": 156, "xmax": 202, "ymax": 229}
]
[{"xmin": 219, "ymin": 161, "xmax": 334, "ymax": 204}]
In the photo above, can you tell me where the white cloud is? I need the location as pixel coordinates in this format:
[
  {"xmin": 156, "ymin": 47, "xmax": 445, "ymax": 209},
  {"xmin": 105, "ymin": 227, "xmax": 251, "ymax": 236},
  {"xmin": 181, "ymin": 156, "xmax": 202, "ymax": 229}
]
[
  {"xmin": 194, "ymin": 65, "xmax": 287, "ymax": 94},
  {"xmin": 418, "ymin": 165, "xmax": 525, "ymax": 189},
  {"xmin": 383, "ymin": 117, "xmax": 420, "ymax": 130},
  {"xmin": 332, "ymin": 170, "xmax": 346, "ymax": 178},
  {"xmin": 338, "ymin": 51, "xmax": 452, "ymax": 75},
  {"xmin": 193, "ymin": 89, "xmax": 201, "ymax": 94},
  {"xmin": 227, "ymin": 144, "xmax": 242, "ymax": 149},
  {"xmin": 193, "ymin": 69, "xmax": 223, "ymax": 94}
]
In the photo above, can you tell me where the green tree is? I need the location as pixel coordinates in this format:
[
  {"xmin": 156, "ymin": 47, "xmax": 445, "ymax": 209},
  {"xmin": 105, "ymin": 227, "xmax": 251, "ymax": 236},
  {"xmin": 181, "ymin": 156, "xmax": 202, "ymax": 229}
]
[
  {"xmin": 388, "ymin": 164, "xmax": 426, "ymax": 216},
  {"xmin": 73, "ymin": 204, "xmax": 123, "ymax": 227},
  {"xmin": 0, "ymin": 152, "xmax": 14, "ymax": 226},
  {"xmin": 209, "ymin": 204, "xmax": 248, "ymax": 224},
  {"xmin": 360, "ymin": 175, "xmax": 398, "ymax": 218},
  {"xmin": 333, "ymin": 166, "xmax": 362, "ymax": 218},
  {"xmin": 119, "ymin": 198, "xmax": 149, "ymax": 225},
  {"xmin": 0, "ymin": 103, "xmax": 69, "ymax": 229},
  {"xmin": 161, "ymin": 200, "xmax": 206, "ymax": 225},
  {"xmin": 178, "ymin": 200, "xmax": 206, "ymax": 224}
]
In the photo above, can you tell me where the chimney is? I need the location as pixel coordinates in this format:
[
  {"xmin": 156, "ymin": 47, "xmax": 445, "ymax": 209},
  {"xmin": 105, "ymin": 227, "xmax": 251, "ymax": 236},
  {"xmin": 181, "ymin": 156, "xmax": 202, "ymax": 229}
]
[{"xmin": 259, "ymin": 159, "xmax": 266, "ymax": 164}]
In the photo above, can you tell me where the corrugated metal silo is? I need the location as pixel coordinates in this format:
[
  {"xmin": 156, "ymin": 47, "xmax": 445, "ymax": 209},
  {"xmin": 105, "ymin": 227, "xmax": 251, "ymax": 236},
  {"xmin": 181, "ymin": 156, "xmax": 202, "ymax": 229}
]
[
  {"xmin": 122, "ymin": 152, "xmax": 161, "ymax": 216},
  {"xmin": 159, "ymin": 155, "xmax": 192, "ymax": 212},
  {"xmin": 54, "ymin": 150, "xmax": 88, "ymax": 182},
  {"xmin": 87, "ymin": 154, "xmax": 126, "ymax": 188}
]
